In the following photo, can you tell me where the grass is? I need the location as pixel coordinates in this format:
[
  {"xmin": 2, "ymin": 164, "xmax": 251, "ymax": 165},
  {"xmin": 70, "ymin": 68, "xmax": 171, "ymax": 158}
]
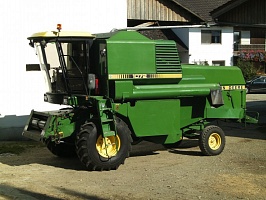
[{"xmin": 0, "ymin": 141, "xmax": 44, "ymax": 155}]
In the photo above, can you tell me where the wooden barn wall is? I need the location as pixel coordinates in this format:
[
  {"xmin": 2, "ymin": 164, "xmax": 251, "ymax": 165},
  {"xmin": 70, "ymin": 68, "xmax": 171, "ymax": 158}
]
[
  {"xmin": 127, "ymin": 0, "xmax": 199, "ymax": 22},
  {"xmin": 217, "ymin": 0, "xmax": 266, "ymax": 25}
]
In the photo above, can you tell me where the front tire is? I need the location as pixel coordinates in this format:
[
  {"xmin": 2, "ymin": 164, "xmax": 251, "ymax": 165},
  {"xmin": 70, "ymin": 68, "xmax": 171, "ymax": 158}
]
[
  {"xmin": 199, "ymin": 125, "xmax": 225, "ymax": 156},
  {"xmin": 75, "ymin": 117, "xmax": 132, "ymax": 171}
]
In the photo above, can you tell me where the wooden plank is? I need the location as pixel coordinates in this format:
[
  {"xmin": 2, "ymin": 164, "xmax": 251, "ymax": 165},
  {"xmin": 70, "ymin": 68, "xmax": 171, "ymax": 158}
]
[{"xmin": 127, "ymin": 0, "xmax": 191, "ymax": 22}]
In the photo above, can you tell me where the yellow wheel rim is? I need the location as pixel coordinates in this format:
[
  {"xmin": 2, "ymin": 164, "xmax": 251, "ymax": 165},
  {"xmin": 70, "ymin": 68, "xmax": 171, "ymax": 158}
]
[
  {"xmin": 208, "ymin": 133, "xmax": 221, "ymax": 150},
  {"xmin": 96, "ymin": 135, "xmax": 120, "ymax": 158}
]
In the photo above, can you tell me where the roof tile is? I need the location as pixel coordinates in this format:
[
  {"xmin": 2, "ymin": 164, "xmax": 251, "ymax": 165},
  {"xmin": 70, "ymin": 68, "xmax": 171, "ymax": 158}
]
[{"xmin": 173, "ymin": 0, "xmax": 232, "ymax": 21}]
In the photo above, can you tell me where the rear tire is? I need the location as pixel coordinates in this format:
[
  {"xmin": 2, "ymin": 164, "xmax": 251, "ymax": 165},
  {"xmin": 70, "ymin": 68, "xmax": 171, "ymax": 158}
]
[
  {"xmin": 75, "ymin": 117, "xmax": 132, "ymax": 171},
  {"xmin": 199, "ymin": 125, "xmax": 225, "ymax": 156}
]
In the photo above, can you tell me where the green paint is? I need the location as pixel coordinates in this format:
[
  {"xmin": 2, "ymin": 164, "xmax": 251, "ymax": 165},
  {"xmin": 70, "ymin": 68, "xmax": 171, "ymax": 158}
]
[{"xmin": 24, "ymin": 30, "xmax": 256, "ymax": 147}]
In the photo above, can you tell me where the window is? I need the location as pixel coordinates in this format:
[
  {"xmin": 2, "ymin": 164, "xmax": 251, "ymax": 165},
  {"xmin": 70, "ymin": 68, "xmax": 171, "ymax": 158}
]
[
  {"xmin": 201, "ymin": 30, "xmax": 221, "ymax": 44},
  {"xmin": 234, "ymin": 31, "xmax": 240, "ymax": 51},
  {"xmin": 234, "ymin": 31, "xmax": 240, "ymax": 43},
  {"xmin": 212, "ymin": 60, "xmax": 225, "ymax": 66},
  {"xmin": 254, "ymin": 77, "xmax": 265, "ymax": 83}
]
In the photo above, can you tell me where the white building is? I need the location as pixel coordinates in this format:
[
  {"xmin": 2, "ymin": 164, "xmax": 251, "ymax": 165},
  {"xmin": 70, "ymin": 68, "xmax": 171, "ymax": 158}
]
[
  {"xmin": 0, "ymin": 0, "xmax": 127, "ymax": 139},
  {"xmin": 173, "ymin": 26, "xmax": 234, "ymax": 66}
]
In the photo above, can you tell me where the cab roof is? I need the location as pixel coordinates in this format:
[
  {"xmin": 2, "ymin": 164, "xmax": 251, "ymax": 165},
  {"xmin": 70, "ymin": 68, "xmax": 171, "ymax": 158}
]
[{"xmin": 28, "ymin": 31, "xmax": 95, "ymax": 40}]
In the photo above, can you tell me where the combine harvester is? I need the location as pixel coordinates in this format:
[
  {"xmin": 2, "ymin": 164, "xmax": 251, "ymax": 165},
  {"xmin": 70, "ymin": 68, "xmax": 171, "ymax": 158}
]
[{"xmin": 23, "ymin": 25, "xmax": 257, "ymax": 170}]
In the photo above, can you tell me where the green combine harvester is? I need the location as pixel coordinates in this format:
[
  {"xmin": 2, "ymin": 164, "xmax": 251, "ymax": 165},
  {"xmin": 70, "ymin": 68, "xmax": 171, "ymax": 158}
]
[{"xmin": 23, "ymin": 25, "xmax": 257, "ymax": 171}]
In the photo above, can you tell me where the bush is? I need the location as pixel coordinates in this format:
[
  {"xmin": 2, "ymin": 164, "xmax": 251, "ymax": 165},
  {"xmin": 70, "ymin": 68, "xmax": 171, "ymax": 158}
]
[{"xmin": 237, "ymin": 59, "xmax": 257, "ymax": 81}]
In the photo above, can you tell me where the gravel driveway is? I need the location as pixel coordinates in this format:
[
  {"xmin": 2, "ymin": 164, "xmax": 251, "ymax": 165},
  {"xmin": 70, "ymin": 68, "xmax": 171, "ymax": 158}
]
[{"xmin": 0, "ymin": 94, "xmax": 265, "ymax": 200}]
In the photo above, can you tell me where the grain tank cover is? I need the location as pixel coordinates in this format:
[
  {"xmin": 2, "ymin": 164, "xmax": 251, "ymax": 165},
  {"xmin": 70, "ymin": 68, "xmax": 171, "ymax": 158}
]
[{"xmin": 105, "ymin": 31, "xmax": 182, "ymax": 80}]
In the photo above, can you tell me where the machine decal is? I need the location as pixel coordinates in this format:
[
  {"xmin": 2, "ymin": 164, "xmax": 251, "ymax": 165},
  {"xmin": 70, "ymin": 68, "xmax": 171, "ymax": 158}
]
[
  {"xmin": 108, "ymin": 73, "xmax": 182, "ymax": 80},
  {"xmin": 222, "ymin": 85, "xmax": 245, "ymax": 90}
]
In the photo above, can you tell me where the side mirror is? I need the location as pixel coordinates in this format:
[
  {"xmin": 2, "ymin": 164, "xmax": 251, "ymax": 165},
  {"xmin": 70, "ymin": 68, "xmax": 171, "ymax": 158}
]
[{"xmin": 88, "ymin": 74, "xmax": 96, "ymax": 90}]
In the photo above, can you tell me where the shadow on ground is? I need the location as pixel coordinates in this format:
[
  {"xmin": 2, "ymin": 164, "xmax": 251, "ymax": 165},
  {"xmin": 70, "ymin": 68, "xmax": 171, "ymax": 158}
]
[
  {"xmin": 0, "ymin": 183, "xmax": 105, "ymax": 200},
  {"xmin": 211, "ymin": 120, "xmax": 266, "ymax": 140},
  {"xmin": 0, "ymin": 139, "xmax": 202, "ymax": 170}
]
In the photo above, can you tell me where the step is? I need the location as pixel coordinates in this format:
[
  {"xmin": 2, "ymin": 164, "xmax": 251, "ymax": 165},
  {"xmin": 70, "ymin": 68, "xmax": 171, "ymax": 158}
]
[
  {"xmin": 103, "ymin": 131, "xmax": 116, "ymax": 137},
  {"xmin": 101, "ymin": 119, "xmax": 114, "ymax": 123}
]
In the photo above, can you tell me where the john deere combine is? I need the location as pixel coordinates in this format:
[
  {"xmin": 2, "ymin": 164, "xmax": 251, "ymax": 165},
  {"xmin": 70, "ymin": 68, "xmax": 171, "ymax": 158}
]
[{"xmin": 23, "ymin": 25, "xmax": 256, "ymax": 170}]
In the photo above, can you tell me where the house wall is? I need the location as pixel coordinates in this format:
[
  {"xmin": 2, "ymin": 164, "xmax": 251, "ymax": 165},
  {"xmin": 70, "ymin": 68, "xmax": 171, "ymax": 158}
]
[
  {"xmin": 172, "ymin": 28, "xmax": 189, "ymax": 63},
  {"xmin": 188, "ymin": 27, "xmax": 233, "ymax": 66},
  {"xmin": 0, "ymin": 0, "xmax": 127, "ymax": 140},
  {"xmin": 172, "ymin": 28, "xmax": 189, "ymax": 47}
]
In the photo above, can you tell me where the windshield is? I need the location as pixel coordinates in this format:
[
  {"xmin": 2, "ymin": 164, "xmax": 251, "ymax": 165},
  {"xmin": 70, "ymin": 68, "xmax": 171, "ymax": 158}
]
[{"xmin": 35, "ymin": 39, "xmax": 91, "ymax": 94}]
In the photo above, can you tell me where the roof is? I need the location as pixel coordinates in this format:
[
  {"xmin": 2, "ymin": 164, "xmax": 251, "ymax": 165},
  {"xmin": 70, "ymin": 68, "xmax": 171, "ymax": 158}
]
[
  {"xmin": 211, "ymin": 0, "xmax": 249, "ymax": 18},
  {"xmin": 172, "ymin": 0, "xmax": 232, "ymax": 22},
  {"xmin": 28, "ymin": 31, "xmax": 95, "ymax": 40}
]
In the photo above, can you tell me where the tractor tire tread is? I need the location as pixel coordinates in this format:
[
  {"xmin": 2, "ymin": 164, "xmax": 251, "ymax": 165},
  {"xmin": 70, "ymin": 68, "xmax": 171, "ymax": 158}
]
[{"xmin": 199, "ymin": 125, "xmax": 225, "ymax": 156}]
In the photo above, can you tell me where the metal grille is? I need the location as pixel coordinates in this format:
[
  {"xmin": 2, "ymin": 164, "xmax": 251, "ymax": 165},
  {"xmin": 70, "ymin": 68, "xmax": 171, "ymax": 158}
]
[{"xmin": 155, "ymin": 43, "xmax": 182, "ymax": 73}]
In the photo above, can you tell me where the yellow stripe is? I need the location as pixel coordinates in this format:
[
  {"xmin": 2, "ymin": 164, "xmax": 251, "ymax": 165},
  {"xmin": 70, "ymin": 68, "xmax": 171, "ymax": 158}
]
[
  {"xmin": 222, "ymin": 85, "xmax": 245, "ymax": 90},
  {"xmin": 155, "ymin": 74, "xmax": 182, "ymax": 78},
  {"xmin": 108, "ymin": 74, "xmax": 182, "ymax": 79}
]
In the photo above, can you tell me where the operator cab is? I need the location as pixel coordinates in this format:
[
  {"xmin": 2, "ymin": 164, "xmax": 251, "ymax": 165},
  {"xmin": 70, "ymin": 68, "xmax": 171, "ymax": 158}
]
[{"xmin": 28, "ymin": 25, "xmax": 96, "ymax": 104}]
